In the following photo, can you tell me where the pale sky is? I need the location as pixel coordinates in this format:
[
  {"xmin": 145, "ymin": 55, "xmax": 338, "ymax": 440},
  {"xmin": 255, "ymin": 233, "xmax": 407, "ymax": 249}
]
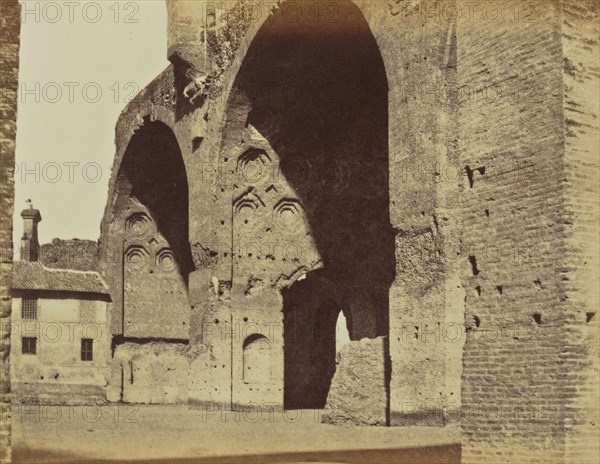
[{"xmin": 14, "ymin": 0, "xmax": 168, "ymax": 244}]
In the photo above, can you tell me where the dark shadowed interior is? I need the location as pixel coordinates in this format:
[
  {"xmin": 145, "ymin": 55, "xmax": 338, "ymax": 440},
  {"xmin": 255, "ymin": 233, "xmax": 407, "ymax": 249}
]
[{"xmin": 226, "ymin": 0, "xmax": 394, "ymax": 409}]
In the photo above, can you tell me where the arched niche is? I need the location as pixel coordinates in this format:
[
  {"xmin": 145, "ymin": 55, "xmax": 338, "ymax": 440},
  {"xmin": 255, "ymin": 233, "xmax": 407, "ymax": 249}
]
[
  {"xmin": 243, "ymin": 334, "xmax": 271, "ymax": 384},
  {"xmin": 115, "ymin": 119, "xmax": 193, "ymax": 340}
]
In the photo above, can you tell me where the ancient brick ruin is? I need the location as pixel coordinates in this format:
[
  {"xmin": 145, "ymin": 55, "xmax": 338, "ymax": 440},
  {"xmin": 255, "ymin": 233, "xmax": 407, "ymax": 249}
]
[
  {"xmin": 2, "ymin": 1, "xmax": 598, "ymax": 463},
  {"xmin": 96, "ymin": 1, "xmax": 600, "ymax": 462}
]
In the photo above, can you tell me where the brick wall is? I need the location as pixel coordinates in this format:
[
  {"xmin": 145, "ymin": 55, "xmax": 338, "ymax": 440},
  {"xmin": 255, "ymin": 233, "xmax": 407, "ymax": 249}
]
[
  {"xmin": 561, "ymin": 1, "xmax": 600, "ymax": 462},
  {"xmin": 40, "ymin": 239, "xmax": 99, "ymax": 272},
  {"xmin": 459, "ymin": 0, "xmax": 598, "ymax": 462},
  {"xmin": 0, "ymin": 0, "xmax": 20, "ymax": 462}
]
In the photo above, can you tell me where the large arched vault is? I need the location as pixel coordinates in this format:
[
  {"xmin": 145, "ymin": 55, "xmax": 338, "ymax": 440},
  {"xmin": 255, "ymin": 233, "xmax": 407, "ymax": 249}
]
[{"xmin": 101, "ymin": 0, "xmax": 463, "ymax": 427}]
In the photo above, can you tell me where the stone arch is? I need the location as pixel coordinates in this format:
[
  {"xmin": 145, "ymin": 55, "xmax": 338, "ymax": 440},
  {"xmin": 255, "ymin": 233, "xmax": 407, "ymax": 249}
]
[
  {"xmin": 216, "ymin": 0, "xmax": 394, "ymax": 409},
  {"xmin": 100, "ymin": 69, "xmax": 194, "ymax": 275},
  {"xmin": 242, "ymin": 334, "xmax": 271, "ymax": 384},
  {"xmin": 115, "ymin": 119, "xmax": 192, "ymax": 340},
  {"xmin": 118, "ymin": 120, "xmax": 192, "ymax": 272}
]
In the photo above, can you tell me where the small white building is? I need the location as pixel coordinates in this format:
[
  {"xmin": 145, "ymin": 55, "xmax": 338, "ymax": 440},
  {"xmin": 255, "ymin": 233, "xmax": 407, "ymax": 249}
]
[{"xmin": 10, "ymin": 204, "xmax": 112, "ymax": 403}]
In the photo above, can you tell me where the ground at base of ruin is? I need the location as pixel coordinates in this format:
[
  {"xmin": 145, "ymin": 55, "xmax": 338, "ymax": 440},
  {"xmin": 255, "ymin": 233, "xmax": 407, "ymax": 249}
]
[{"xmin": 12, "ymin": 403, "xmax": 460, "ymax": 464}]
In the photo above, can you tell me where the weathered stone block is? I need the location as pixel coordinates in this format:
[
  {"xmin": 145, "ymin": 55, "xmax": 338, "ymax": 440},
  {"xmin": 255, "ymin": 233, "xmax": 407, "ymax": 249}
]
[{"xmin": 322, "ymin": 336, "xmax": 389, "ymax": 426}]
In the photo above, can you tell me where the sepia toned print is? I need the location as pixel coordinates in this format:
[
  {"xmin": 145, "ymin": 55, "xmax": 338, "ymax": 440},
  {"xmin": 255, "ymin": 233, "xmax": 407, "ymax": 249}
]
[{"xmin": 0, "ymin": 1, "xmax": 598, "ymax": 463}]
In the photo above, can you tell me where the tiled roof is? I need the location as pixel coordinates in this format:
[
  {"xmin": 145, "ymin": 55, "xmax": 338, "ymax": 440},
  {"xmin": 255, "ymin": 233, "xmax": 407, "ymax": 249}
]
[{"xmin": 12, "ymin": 261, "xmax": 109, "ymax": 295}]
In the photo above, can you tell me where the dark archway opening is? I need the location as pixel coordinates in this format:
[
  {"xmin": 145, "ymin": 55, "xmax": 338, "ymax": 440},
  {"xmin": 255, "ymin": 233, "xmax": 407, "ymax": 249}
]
[
  {"xmin": 116, "ymin": 120, "xmax": 193, "ymax": 340},
  {"xmin": 226, "ymin": 0, "xmax": 393, "ymax": 409},
  {"xmin": 282, "ymin": 271, "xmax": 346, "ymax": 409}
]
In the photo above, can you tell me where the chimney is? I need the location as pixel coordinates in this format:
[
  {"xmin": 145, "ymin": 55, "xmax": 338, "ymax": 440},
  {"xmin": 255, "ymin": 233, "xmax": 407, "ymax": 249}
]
[{"xmin": 20, "ymin": 199, "xmax": 42, "ymax": 262}]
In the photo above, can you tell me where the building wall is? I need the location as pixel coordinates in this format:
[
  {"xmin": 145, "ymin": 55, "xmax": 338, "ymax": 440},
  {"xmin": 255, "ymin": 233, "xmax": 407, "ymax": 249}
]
[
  {"xmin": 10, "ymin": 294, "xmax": 111, "ymax": 404},
  {"xmin": 458, "ymin": 0, "xmax": 599, "ymax": 462},
  {"xmin": 0, "ymin": 1, "xmax": 21, "ymax": 462}
]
